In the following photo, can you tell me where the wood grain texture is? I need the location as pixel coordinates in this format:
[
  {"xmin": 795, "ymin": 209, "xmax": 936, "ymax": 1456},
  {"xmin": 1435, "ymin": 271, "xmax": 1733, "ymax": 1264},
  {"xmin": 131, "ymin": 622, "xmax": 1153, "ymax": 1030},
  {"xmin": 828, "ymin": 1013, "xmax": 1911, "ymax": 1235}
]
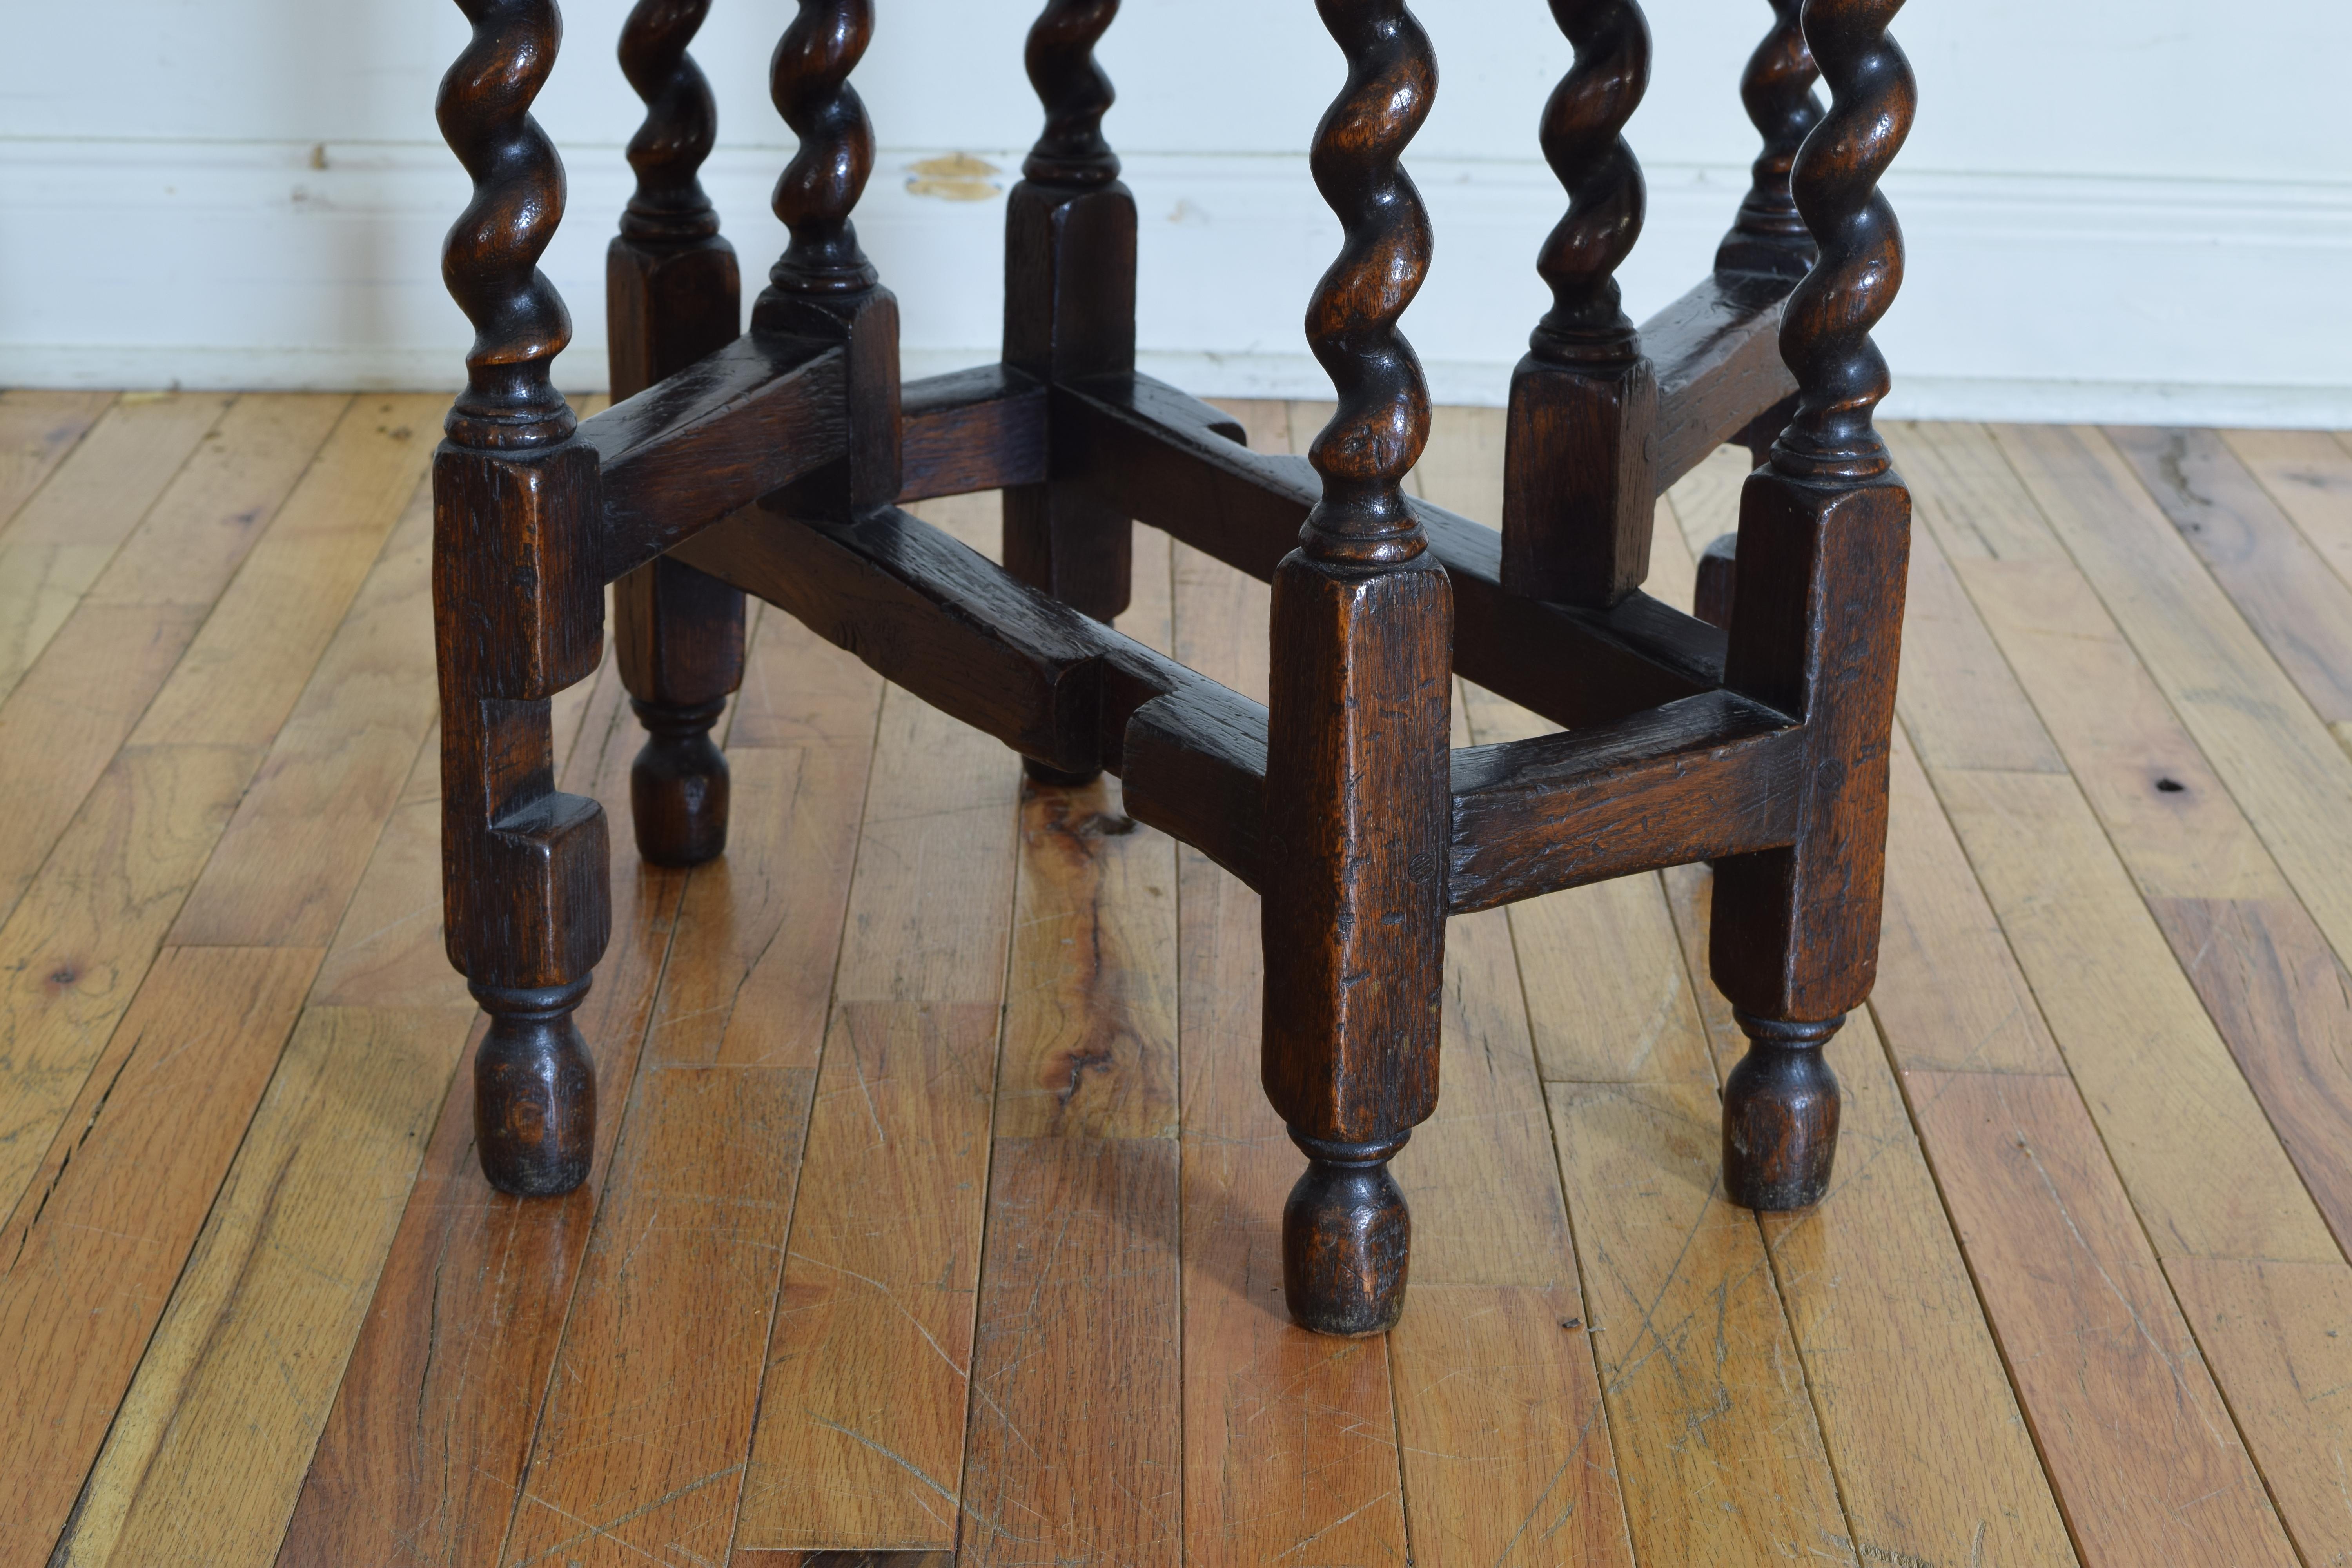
[
  {"xmin": 0, "ymin": 391, "xmax": 232, "ymax": 703},
  {"xmin": 1927, "ymin": 764, "xmax": 2337, "ymax": 1264},
  {"xmin": 129, "ymin": 396, "xmax": 441, "ymax": 751},
  {"xmin": 1173, "ymin": 401, "xmax": 1410, "ymax": 1568},
  {"xmin": 1891, "ymin": 494, "xmax": 2068, "ymax": 775},
  {"xmin": 995, "ymin": 776, "xmax": 1177, "ymax": 1140},
  {"xmin": 959, "ymin": 1138, "xmax": 1181, "ymax": 1568},
  {"xmin": 2221, "ymin": 426, "xmax": 2352, "ymax": 600},
  {"xmin": 0, "ymin": 946, "xmax": 317, "ymax": 1568},
  {"xmin": 1512, "ymin": 866, "xmax": 1721, "ymax": 1087},
  {"xmin": 1889, "ymin": 421, "xmax": 2352, "ymax": 1267},
  {"xmin": 957, "ymin": 528, "xmax": 1183, "ymax": 1566},
  {"xmin": 2151, "ymin": 896, "xmax": 2352, "ymax": 1265},
  {"xmin": 55, "ymin": 1004, "xmax": 475, "ymax": 1568},
  {"xmin": 1872, "ymin": 736, "xmax": 2068, "ymax": 1075},
  {"xmin": 0, "ymin": 744, "xmax": 257, "ymax": 1225},
  {"xmin": 276, "ymin": 651, "xmax": 688, "ymax": 1568},
  {"xmin": 170, "ymin": 448, "xmax": 441, "ymax": 946},
  {"xmin": 2110, "ymin": 424, "xmax": 2352, "ymax": 729},
  {"xmin": 0, "ymin": 396, "xmax": 343, "ymax": 931},
  {"xmin": 584, "ymin": 335, "xmax": 850, "ymax": 578},
  {"xmin": 1904, "ymin": 1070, "xmax": 2299, "ymax": 1568},
  {"xmin": 1547, "ymin": 1077, "xmax": 1851, "ymax": 1567},
  {"xmin": 1991, "ymin": 422, "xmax": 2352, "ymax": 975},
  {"xmin": 1387, "ymin": 908, "xmax": 1634, "ymax": 1568},
  {"xmin": 736, "ymin": 495, "xmax": 1020, "ymax": 1555},
  {"xmin": 499, "ymin": 1065, "xmax": 809, "ymax": 1566},
  {"xmin": 0, "ymin": 389, "xmax": 115, "ymax": 530},
  {"xmin": 1884, "ymin": 431, "xmax": 2283, "ymax": 905},
  {"xmin": 497, "ymin": 652, "xmax": 877, "ymax": 1563},
  {"xmin": 1641, "ymin": 276, "xmax": 1797, "ymax": 492},
  {"xmin": 2164, "ymin": 1256, "xmax": 2352, "ymax": 1568},
  {"xmin": 309, "ymin": 621, "xmax": 599, "ymax": 1014},
  {"xmin": 1662, "ymin": 864, "xmax": 2076, "ymax": 1568}
]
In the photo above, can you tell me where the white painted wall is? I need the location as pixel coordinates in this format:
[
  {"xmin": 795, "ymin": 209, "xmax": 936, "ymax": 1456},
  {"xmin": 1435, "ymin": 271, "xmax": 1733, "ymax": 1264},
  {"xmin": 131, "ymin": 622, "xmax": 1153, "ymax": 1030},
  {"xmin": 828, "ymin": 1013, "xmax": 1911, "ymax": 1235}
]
[{"xmin": 4, "ymin": 1, "xmax": 2349, "ymax": 423}]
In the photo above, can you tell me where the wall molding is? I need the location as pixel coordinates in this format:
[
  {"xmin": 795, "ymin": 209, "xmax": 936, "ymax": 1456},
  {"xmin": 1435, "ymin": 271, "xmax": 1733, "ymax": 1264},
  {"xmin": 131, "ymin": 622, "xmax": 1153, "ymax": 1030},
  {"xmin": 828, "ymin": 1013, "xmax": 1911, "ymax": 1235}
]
[{"xmin": 5, "ymin": 138, "xmax": 2349, "ymax": 427}]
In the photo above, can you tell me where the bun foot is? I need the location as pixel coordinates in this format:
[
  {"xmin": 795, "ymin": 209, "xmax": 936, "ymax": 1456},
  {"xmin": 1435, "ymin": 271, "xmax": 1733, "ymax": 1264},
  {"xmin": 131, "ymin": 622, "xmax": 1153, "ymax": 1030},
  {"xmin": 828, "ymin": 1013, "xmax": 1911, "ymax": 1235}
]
[
  {"xmin": 629, "ymin": 697, "xmax": 730, "ymax": 867},
  {"xmin": 1282, "ymin": 1130, "xmax": 1411, "ymax": 1336},
  {"xmin": 1722, "ymin": 1011, "xmax": 1843, "ymax": 1210},
  {"xmin": 473, "ymin": 980, "xmax": 597, "ymax": 1197}
]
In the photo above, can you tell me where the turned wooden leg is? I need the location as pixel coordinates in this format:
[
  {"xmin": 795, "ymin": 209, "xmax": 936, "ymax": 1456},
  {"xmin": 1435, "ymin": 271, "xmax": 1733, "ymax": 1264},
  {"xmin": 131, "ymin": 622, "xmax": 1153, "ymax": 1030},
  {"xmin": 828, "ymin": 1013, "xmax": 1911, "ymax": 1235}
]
[
  {"xmin": 1003, "ymin": 0, "xmax": 1139, "ymax": 784},
  {"xmin": 1721, "ymin": 1010, "xmax": 1842, "ymax": 1207},
  {"xmin": 615, "ymin": 560, "xmax": 741, "ymax": 866},
  {"xmin": 1501, "ymin": 0, "xmax": 1656, "ymax": 607},
  {"xmin": 1709, "ymin": 469, "xmax": 1907, "ymax": 1211},
  {"xmin": 1709, "ymin": 0, "xmax": 1915, "ymax": 1210},
  {"xmin": 610, "ymin": 4, "xmax": 745, "ymax": 865},
  {"xmin": 435, "ymin": 441, "xmax": 611, "ymax": 1197},
  {"xmin": 472, "ymin": 977, "xmax": 599, "ymax": 1193},
  {"xmin": 1283, "ymin": 1131, "xmax": 1412, "ymax": 1332},
  {"xmin": 434, "ymin": 0, "xmax": 612, "ymax": 1198},
  {"xmin": 1265, "ymin": 551, "xmax": 1450, "ymax": 1335},
  {"xmin": 1264, "ymin": 0, "xmax": 1447, "ymax": 1337}
]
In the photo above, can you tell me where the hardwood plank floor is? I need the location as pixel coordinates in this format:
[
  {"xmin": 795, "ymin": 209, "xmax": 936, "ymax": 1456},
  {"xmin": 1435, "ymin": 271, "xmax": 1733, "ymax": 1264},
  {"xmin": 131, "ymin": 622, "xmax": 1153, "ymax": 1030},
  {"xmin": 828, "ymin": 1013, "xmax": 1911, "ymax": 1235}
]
[{"xmin": 6, "ymin": 397, "xmax": 2351, "ymax": 1567}]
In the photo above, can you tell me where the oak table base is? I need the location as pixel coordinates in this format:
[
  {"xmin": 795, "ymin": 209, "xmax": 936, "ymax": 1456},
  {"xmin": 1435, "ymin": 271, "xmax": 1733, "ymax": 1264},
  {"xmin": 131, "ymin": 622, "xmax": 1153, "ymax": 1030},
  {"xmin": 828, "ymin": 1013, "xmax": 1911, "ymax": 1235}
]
[{"xmin": 428, "ymin": 0, "xmax": 1915, "ymax": 1334}]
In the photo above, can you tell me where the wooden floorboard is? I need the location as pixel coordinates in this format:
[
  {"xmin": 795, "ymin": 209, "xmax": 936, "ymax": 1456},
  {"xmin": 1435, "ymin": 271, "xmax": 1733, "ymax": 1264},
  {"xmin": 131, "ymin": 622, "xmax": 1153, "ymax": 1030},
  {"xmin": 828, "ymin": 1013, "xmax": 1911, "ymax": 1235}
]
[
  {"xmin": 1172, "ymin": 403, "xmax": 1415, "ymax": 1567},
  {"xmin": 10, "ymin": 400, "xmax": 2352, "ymax": 1566}
]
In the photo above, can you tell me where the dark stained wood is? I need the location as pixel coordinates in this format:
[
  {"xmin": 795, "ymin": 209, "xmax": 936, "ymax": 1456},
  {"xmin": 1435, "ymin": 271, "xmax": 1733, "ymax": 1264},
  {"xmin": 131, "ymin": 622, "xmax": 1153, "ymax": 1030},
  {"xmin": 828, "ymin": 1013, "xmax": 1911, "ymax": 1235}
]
[
  {"xmin": 898, "ymin": 365, "xmax": 1047, "ymax": 501},
  {"xmin": 614, "ymin": 557, "xmax": 741, "ymax": 864},
  {"xmin": 1001, "ymin": 184, "xmax": 1137, "ymax": 619},
  {"xmin": 1714, "ymin": 0, "xmax": 1821, "ymax": 281},
  {"xmin": 605, "ymin": 2, "xmax": 752, "ymax": 876},
  {"xmin": 1056, "ymin": 374, "xmax": 1725, "ymax": 729},
  {"xmin": 419, "ymin": 0, "xmax": 1916, "ymax": 1336},
  {"xmin": 1447, "ymin": 690, "xmax": 1801, "ymax": 913},
  {"xmin": 1695, "ymin": 529, "xmax": 1738, "ymax": 626},
  {"xmin": 1257, "ymin": 0, "xmax": 1449, "ymax": 1338},
  {"xmin": 1644, "ymin": 274, "xmax": 1798, "ymax": 492},
  {"xmin": 675, "ymin": 500, "xmax": 1257, "ymax": 795},
  {"xmin": 583, "ymin": 335, "xmax": 848, "ymax": 579},
  {"xmin": 432, "ymin": 0, "xmax": 610, "ymax": 1198},
  {"xmin": 1121, "ymin": 684, "xmax": 1267, "ymax": 890},
  {"xmin": 1501, "ymin": 0, "xmax": 1656, "ymax": 606},
  {"xmin": 999, "ymin": 0, "xmax": 1140, "ymax": 786},
  {"xmin": 1708, "ymin": 0, "xmax": 1915, "ymax": 1211}
]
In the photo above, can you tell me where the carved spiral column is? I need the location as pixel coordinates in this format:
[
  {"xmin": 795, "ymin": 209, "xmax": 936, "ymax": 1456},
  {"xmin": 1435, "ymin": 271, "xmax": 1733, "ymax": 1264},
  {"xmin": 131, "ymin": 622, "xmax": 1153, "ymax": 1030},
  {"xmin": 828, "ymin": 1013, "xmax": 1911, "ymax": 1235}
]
[
  {"xmin": 437, "ymin": 0, "xmax": 610, "ymax": 1197},
  {"xmin": 1711, "ymin": 0, "xmax": 1915, "ymax": 1212},
  {"xmin": 609, "ymin": 0, "xmax": 747, "ymax": 869},
  {"xmin": 619, "ymin": 0, "xmax": 721, "ymax": 243},
  {"xmin": 754, "ymin": 0, "xmax": 900, "ymax": 517},
  {"xmin": 1297, "ymin": 0, "xmax": 1436, "ymax": 563},
  {"xmin": 1500, "ymin": 0, "xmax": 1657, "ymax": 606},
  {"xmin": 440, "ymin": 0, "xmax": 575, "ymax": 450},
  {"xmin": 1530, "ymin": 0, "xmax": 1648, "ymax": 363},
  {"xmin": 1001, "ymin": 0, "xmax": 1140, "ymax": 764},
  {"xmin": 1769, "ymin": 0, "xmax": 1912, "ymax": 480},
  {"xmin": 1717, "ymin": 0, "xmax": 1825, "ymax": 279},
  {"xmin": 1263, "ymin": 0, "xmax": 1452, "ymax": 1337},
  {"xmin": 767, "ymin": 0, "xmax": 879, "ymax": 295},
  {"xmin": 1023, "ymin": 0, "xmax": 1122, "ymax": 187}
]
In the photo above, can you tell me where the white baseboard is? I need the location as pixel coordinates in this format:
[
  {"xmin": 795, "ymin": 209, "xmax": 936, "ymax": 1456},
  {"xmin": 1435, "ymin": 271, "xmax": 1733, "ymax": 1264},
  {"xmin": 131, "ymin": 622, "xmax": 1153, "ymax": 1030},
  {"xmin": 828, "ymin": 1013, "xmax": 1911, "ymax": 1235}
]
[{"xmin": 5, "ymin": 139, "xmax": 2349, "ymax": 428}]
